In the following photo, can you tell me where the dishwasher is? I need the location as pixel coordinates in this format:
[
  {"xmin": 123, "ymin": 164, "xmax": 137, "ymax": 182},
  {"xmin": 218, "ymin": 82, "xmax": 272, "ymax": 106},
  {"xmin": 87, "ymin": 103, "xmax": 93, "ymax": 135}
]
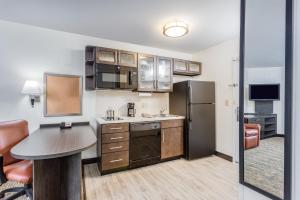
[{"xmin": 129, "ymin": 122, "xmax": 161, "ymax": 168}]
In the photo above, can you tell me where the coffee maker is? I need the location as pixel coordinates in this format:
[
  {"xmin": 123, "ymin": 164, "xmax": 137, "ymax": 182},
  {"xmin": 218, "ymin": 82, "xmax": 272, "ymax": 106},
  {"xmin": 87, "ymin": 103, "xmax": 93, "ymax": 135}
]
[{"xmin": 127, "ymin": 103, "xmax": 136, "ymax": 117}]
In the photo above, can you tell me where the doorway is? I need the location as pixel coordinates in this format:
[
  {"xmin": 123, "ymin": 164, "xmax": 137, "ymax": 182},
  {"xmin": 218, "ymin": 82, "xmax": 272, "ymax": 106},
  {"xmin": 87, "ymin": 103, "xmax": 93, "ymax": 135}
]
[{"xmin": 232, "ymin": 58, "xmax": 240, "ymax": 163}]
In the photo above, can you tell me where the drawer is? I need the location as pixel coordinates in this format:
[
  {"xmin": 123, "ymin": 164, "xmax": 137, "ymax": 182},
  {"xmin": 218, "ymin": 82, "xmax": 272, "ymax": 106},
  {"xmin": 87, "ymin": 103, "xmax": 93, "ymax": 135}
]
[
  {"xmin": 102, "ymin": 132, "xmax": 129, "ymax": 144},
  {"xmin": 161, "ymin": 119, "xmax": 184, "ymax": 129},
  {"xmin": 102, "ymin": 141, "xmax": 129, "ymax": 154},
  {"xmin": 102, "ymin": 123, "xmax": 129, "ymax": 134},
  {"xmin": 102, "ymin": 151, "xmax": 129, "ymax": 171}
]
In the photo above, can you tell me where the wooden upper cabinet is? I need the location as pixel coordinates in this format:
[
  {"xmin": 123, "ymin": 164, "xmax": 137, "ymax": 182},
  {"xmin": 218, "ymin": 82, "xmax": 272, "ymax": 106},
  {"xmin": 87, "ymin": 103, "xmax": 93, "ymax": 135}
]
[
  {"xmin": 173, "ymin": 59, "xmax": 188, "ymax": 73},
  {"xmin": 173, "ymin": 59, "xmax": 202, "ymax": 76},
  {"xmin": 118, "ymin": 50, "xmax": 137, "ymax": 67},
  {"xmin": 161, "ymin": 126, "xmax": 184, "ymax": 159},
  {"xmin": 138, "ymin": 54, "xmax": 156, "ymax": 91},
  {"xmin": 86, "ymin": 45, "xmax": 203, "ymax": 91},
  {"xmin": 188, "ymin": 61, "xmax": 201, "ymax": 74},
  {"xmin": 96, "ymin": 47, "xmax": 118, "ymax": 65},
  {"xmin": 156, "ymin": 56, "xmax": 173, "ymax": 92}
]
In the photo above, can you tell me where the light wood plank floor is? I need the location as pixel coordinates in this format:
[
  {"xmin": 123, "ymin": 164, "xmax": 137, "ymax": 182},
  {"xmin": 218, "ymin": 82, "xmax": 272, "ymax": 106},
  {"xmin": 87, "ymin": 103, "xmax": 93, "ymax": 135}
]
[{"xmin": 83, "ymin": 156, "xmax": 238, "ymax": 200}]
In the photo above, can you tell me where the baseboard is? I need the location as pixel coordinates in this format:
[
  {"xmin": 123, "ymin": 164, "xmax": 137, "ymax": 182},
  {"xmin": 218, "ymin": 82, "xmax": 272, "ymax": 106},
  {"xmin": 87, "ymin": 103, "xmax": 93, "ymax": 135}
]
[
  {"xmin": 82, "ymin": 157, "xmax": 100, "ymax": 165},
  {"xmin": 276, "ymin": 134, "xmax": 285, "ymax": 137},
  {"xmin": 214, "ymin": 151, "xmax": 233, "ymax": 162}
]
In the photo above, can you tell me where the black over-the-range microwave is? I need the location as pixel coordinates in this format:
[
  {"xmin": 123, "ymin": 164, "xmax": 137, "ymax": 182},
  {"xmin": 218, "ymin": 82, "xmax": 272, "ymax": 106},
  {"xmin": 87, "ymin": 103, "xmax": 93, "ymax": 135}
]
[{"xmin": 95, "ymin": 63, "xmax": 138, "ymax": 90}]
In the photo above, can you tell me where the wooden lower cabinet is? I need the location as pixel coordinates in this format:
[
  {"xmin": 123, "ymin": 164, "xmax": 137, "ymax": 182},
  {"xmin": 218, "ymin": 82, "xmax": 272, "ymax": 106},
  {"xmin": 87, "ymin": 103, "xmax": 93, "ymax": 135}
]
[
  {"xmin": 102, "ymin": 151, "xmax": 129, "ymax": 171},
  {"xmin": 102, "ymin": 132, "xmax": 129, "ymax": 144},
  {"xmin": 161, "ymin": 126, "xmax": 184, "ymax": 159},
  {"xmin": 98, "ymin": 123, "xmax": 130, "ymax": 173},
  {"xmin": 102, "ymin": 123, "xmax": 129, "ymax": 134},
  {"xmin": 102, "ymin": 141, "xmax": 129, "ymax": 154},
  {"xmin": 98, "ymin": 119, "xmax": 184, "ymax": 174}
]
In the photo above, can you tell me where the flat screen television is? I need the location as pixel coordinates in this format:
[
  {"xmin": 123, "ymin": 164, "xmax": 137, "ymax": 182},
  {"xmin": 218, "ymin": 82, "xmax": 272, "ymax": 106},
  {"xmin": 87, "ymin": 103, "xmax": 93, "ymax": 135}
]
[{"xmin": 249, "ymin": 84, "xmax": 280, "ymax": 101}]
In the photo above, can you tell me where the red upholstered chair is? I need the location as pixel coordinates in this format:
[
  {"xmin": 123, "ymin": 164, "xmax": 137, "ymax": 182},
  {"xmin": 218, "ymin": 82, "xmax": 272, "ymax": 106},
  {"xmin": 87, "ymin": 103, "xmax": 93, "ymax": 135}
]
[
  {"xmin": 0, "ymin": 120, "xmax": 33, "ymax": 200},
  {"xmin": 244, "ymin": 123, "xmax": 261, "ymax": 150}
]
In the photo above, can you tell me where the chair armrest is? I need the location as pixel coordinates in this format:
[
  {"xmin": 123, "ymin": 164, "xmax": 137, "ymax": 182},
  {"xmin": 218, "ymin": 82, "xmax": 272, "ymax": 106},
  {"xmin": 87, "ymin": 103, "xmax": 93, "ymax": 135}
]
[
  {"xmin": 0, "ymin": 154, "xmax": 7, "ymax": 185},
  {"xmin": 244, "ymin": 123, "xmax": 261, "ymax": 131}
]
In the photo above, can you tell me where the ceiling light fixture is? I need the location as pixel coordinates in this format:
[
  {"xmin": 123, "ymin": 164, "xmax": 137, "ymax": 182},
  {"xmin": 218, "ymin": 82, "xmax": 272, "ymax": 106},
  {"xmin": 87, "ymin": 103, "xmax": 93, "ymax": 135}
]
[{"xmin": 163, "ymin": 21, "xmax": 189, "ymax": 38}]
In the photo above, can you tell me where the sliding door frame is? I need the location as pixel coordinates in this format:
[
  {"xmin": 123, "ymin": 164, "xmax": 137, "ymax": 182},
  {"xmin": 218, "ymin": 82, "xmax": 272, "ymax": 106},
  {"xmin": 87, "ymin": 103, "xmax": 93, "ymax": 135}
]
[{"xmin": 239, "ymin": 0, "xmax": 293, "ymax": 199}]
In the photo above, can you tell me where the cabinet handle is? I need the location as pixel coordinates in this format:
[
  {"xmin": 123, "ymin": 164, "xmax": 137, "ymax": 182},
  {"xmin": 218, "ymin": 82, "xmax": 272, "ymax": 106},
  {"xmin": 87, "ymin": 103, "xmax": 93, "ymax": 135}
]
[
  {"xmin": 162, "ymin": 131, "xmax": 165, "ymax": 143},
  {"xmin": 110, "ymin": 127, "xmax": 122, "ymax": 130},
  {"xmin": 109, "ymin": 146, "xmax": 123, "ymax": 150},
  {"xmin": 110, "ymin": 137, "xmax": 123, "ymax": 140},
  {"xmin": 110, "ymin": 159, "xmax": 123, "ymax": 163}
]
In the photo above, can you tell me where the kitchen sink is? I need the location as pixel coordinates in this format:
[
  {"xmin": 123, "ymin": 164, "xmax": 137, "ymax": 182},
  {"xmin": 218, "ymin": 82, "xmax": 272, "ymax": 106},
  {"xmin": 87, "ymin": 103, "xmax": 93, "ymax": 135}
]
[{"xmin": 101, "ymin": 117, "xmax": 123, "ymax": 121}]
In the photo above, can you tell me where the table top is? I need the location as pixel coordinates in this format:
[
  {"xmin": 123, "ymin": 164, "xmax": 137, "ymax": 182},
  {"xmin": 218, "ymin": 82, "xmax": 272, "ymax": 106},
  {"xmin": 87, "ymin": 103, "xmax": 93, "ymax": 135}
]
[{"xmin": 11, "ymin": 125, "xmax": 97, "ymax": 160}]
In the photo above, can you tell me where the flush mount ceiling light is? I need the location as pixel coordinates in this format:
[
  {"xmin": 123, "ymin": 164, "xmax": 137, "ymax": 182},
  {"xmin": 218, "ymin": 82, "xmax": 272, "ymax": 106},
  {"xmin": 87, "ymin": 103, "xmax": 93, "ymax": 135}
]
[{"xmin": 163, "ymin": 21, "xmax": 189, "ymax": 38}]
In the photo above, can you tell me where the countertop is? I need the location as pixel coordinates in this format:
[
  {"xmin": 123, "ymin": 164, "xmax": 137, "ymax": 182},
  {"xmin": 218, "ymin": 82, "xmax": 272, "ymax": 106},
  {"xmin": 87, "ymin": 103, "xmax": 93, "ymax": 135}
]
[
  {"xmin": 96, "ymin": 115, "xmax": 185, "ymax": 125},
  {"xmin": 11, "ymin": 125, "xmax": 97, "ymax": 160}
]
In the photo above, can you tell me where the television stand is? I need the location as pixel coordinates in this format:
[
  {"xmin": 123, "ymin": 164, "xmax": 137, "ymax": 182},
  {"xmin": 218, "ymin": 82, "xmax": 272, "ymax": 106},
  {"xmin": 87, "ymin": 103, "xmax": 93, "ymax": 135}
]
[{"xmin": 244, "ymin": 113, "xmax": 277, "ymax": 139}]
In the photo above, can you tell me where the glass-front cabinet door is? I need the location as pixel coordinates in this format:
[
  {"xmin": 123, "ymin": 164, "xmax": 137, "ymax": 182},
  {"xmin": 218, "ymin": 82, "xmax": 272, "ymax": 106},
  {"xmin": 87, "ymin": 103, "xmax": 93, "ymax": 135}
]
[
  {"xmin": 96, "ymin": 47, "xmax": 118, "ymax": 65},
  {"xmin": 173, "ymin": 59, "xmax": 188, "ymax": 73},
  {"xmin": 188, "ymin": 61, "xmax": 201, "ymax": 74},
  {"xmin": 118, "ymin": 50, "xmax": 137, "ymax": 68},
  {"xmin": 138, "ymin": 54, "xmax": 156, "ymax": 91},
  {"xmin": 156, "ymin": 57, "xmax": 173, "ymax": 92}
]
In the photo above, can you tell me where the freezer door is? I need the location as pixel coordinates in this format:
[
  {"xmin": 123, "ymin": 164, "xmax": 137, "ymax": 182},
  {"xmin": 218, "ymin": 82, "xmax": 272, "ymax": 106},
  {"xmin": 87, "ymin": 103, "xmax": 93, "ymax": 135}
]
[
  {"xmin": 189, "ymin": 81, "xmax": 215, "ymax": 104},
  {"xmin": 170, "ymin": 81, "xmax": 188, "ymax": 117},
  {"xmin": 188, "ymin": 104, "xmax": 216, "ymax": 159}
]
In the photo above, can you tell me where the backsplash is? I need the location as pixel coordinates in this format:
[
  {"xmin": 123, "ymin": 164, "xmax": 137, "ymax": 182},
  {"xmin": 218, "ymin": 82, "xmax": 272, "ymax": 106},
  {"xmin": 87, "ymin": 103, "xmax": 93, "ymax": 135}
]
[{"xmin": 95, "ymin": 90, "xmax": 169, "ymax": 117}]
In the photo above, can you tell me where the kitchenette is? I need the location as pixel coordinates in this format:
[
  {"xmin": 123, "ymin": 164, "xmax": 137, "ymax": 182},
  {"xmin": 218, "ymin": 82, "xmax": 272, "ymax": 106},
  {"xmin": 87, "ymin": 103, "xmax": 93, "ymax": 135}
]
[{"xmin": 84, "ymin": 45, "xmax": 216, "ymax": 175}]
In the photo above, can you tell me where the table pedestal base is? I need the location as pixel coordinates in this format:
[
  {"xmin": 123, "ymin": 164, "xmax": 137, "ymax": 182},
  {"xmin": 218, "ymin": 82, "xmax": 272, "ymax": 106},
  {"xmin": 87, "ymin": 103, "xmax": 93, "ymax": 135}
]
[{"xmin": 33, "ymin": 153, "xmax": 81, "ymax": 200}]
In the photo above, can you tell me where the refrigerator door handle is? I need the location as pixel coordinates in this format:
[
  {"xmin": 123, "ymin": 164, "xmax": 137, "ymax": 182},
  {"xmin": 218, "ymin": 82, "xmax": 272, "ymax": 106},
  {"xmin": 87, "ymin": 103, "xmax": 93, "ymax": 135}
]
[
  {"xmin": 189, "ymin": 105, "xmax": 192, "ymax": 122},
  {"xmin": 188, "ymin": 86, "xmax": 192, "ymax": 104},
  {"xmin": 187, "ymin": 86, "xmax": 192, "ymax": 121}
]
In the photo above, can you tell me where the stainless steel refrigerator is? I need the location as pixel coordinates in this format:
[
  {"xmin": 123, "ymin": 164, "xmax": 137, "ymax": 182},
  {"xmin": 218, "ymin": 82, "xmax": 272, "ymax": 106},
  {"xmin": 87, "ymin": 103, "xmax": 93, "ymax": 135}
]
[{"xmin": 170, "ymin": 80, "xmax": 216, "ymax": 160}]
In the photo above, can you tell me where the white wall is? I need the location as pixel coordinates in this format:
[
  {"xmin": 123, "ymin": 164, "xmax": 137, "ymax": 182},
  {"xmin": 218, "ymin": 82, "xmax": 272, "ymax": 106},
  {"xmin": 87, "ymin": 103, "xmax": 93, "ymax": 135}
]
[
  {"xmin": 244, "ymin": 67, "xmax": 285, "ymax": 134},
  {"xmin": 191, "ymin": 39, "xmax": 239, "ymax": 157},
  {"xmin": 95, "ymin": 90, "xmax": 169, "ymax": 117},
  {"xmin": 0, "ymin": 20, "xmax": 191, "ymax": 134},
  {"xmin": 244, "ymin": 0, "xmax": 285, "ymax": 67}
]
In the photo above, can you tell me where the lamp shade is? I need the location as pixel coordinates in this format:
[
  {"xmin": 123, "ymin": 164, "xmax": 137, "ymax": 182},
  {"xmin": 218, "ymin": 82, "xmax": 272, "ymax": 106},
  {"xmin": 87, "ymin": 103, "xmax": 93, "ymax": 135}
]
[{"xmin": 21, "ymin": 80, "xmax": 41, "ymax": 95}]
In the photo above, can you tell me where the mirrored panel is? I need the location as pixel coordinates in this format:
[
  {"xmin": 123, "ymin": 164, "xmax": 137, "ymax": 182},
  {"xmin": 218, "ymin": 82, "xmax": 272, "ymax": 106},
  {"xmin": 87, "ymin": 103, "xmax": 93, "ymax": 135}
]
[{"xmin": 242, "ymin": 0, "xmax": 286, "ymax": 199}]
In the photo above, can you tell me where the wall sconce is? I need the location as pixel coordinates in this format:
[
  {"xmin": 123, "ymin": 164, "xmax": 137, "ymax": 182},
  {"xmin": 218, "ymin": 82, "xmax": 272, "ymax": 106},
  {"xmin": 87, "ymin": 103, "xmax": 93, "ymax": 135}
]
[{"xmin": 21, "ymin": 80, "xmax": 41, "ymax": 107}]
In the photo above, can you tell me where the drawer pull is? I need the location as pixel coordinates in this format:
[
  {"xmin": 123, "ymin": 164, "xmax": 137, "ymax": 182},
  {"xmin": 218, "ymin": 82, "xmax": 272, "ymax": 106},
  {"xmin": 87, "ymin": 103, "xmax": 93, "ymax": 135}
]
[
  {"xmin": 109, "ymin": 146, "xmax": 123, "ymax": 150},
  {"xmin": 110, "ymin": 127, "xmax": 122, "ymax": 130},
  {"xmin": 110, "ymin": 137, "xmax": 123, "ymax": 140},
  {"xmin": 110, "ymin": 159, "xmax": 123, "ymax": 163}
]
